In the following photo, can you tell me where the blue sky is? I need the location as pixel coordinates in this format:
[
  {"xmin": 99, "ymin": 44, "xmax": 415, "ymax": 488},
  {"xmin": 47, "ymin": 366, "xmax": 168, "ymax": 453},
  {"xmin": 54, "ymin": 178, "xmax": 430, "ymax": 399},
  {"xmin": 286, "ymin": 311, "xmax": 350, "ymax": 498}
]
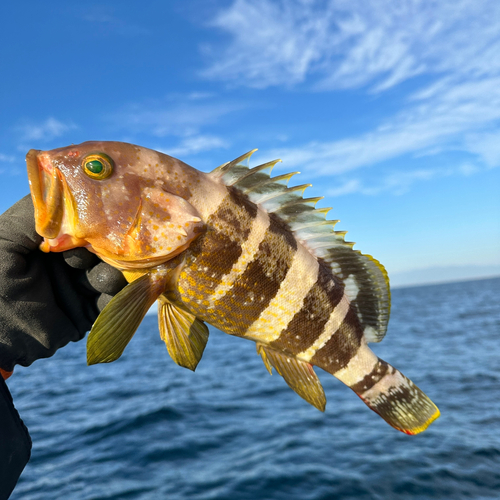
[{"xmin": 1, "ymin": 0, "xmax": 499, "ymax": 286}]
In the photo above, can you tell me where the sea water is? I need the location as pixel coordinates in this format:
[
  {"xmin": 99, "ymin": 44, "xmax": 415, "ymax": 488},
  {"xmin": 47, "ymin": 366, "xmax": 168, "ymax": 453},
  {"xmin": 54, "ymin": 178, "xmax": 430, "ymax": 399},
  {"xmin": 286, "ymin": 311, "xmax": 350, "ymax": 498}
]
[{"xmin": 8, "ymin": 277, "xmax": 500, "ymax": 499}]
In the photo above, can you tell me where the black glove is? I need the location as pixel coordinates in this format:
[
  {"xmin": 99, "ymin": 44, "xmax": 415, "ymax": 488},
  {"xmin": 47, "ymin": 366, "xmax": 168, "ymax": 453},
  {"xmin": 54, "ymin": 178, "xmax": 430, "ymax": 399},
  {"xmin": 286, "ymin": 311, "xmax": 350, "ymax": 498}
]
[
  {"xmin": 0, "ymin": 195, "xmax": 127, "ymax": 500},
  {"xmin": 0, "ymin": 375, "xmax": 31, "ymax": 500},
  {"xmin": 0, "ymin": 195, "xmax": 127, "ymax": 373}
]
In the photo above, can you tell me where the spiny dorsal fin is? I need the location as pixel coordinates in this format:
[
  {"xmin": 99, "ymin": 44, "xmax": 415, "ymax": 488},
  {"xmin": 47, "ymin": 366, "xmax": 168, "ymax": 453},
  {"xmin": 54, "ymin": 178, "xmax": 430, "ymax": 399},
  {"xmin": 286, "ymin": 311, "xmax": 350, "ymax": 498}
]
[
  {"xmin": 210, "ymin": 152, "xmax": 391, "ymax": 343},
  {"xmin": 256, "ymin": 343, "xmax": 326, "ymax": 412},
  {"xmin": 210, "ymin": 149, "xmax": 259, "ymax": 185}
]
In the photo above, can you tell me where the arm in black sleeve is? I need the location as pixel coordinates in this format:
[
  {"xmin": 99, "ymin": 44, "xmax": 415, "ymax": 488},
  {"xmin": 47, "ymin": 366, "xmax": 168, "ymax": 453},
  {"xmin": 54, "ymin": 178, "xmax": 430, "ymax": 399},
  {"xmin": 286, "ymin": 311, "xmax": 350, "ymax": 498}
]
[
  {"xmin": 0, "ymin": 195, "xmax": 126, "ymax": 499},
  {"xmin": 0, "ymin": 377, "xmax": 31, "ymax": 500}
]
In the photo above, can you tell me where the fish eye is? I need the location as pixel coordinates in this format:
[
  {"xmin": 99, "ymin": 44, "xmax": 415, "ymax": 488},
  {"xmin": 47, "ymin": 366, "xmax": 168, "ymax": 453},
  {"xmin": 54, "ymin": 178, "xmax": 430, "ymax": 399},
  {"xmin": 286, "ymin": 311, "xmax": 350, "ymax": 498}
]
[{"xmin": 82, "ymin": 153, "xmax": 114, "ymax": 180}]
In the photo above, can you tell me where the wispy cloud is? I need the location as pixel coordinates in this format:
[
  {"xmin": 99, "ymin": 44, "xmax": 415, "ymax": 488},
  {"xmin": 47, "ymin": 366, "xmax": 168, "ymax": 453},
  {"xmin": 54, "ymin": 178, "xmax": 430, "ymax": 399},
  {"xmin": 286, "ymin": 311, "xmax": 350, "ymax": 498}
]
[
  {"xmin": 0, "ymin": 153, "xmax": 15, "ymax": 163},
  {"xmin": 202, "ymin": 0, "xmax": 500, "ymax": 191},
  {"xmin": 0, "ymin": 152, "xmax": 24, "ymax": 176},
  {"xmin": 78, "ymin": 5, "xmax": 149, "ymax": 36},
  {"xmin": 161, "ymin": 135, "xmax": 229, "ymax": 157},
  {"xmin": 204, "ymin": 0, "xmax": 500, "ymax": 92},
  {"xmin": 16, "ymin": 117, "xmax": 77, "ymax": 144},
  {"xmin": 111, "ymin": 95, "xmax": 245, "ymax": 138},
  {"xmin": 109, "ymin": 94, "xmax": 249, "ymax": 158},
  {"xmin": 465, "ymin": 131, "xmax": 500, "ymax": 168},
  {"xmin": 326, "ymin": 167, "xmax": 453, "ymax": 197},
  {"xmin": 268, "ymin": 75, "xmax": 500, "ymax": 176},
  {"xmin": 202, "ymin": 0, "xmax": 333, "ymax": 87}
]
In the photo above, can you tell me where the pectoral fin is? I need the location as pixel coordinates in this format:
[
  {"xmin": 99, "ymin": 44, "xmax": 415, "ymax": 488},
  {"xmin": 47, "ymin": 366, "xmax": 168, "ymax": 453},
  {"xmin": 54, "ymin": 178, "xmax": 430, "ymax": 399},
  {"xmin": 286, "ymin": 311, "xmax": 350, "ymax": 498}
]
[
  {"xmin": 87, "ymin": 267, "xmax": 174, "ymax": 365},
  {"xmin": 158, "ymin": 296, "xmax": 209, "ymax": 371},
  {"xmin": 256, "ymin": 343, "xmax": 326, "ymax": 412}
]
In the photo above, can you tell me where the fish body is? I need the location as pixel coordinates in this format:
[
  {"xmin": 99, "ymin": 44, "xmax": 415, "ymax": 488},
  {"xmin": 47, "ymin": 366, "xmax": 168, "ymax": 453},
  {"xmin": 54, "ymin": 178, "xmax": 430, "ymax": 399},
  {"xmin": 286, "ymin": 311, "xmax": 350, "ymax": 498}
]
[{"xmin": 26, "ymin": 141, "xmax": 439, "ymax": 434}]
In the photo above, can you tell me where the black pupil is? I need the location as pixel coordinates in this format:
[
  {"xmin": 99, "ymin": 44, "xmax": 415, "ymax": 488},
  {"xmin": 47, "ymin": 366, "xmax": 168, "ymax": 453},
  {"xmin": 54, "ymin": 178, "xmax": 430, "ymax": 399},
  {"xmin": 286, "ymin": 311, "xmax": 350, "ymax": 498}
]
[{"xmin": 87, "ymin": 160, "xmax": 104, "ymax": 174}]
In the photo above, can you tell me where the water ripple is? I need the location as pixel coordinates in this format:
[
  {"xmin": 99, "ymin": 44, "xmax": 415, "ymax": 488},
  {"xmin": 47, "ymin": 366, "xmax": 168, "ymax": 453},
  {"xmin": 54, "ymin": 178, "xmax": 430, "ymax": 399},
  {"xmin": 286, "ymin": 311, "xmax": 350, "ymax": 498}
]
[{"xmin": 7, "ymin": 277, "xmax": 500, "ymax": 500}]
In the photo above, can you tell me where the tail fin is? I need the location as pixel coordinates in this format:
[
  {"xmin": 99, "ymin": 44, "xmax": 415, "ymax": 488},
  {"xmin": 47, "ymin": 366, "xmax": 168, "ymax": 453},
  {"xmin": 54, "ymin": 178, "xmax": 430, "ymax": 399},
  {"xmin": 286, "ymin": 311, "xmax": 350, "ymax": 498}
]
[
  {"xmin": 334, "ymin": 344, "xmax": 440, "ymax": 434},
  {"xmin": 356, "ymin": 365, "xmax": 440, "ymax": 435}
]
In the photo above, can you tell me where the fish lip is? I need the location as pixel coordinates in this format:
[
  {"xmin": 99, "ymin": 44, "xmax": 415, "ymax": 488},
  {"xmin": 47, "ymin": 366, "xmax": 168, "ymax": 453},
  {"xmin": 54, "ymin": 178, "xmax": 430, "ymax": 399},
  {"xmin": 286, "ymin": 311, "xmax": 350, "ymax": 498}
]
[{"xmin": 26, "ymin": 149, "xmax": 64, "ymax": 240}]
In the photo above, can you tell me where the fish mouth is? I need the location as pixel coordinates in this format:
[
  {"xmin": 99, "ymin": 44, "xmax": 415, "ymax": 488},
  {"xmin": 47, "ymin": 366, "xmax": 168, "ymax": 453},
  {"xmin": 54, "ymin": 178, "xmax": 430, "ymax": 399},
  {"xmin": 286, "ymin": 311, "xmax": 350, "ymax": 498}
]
[{"xmin": 26, "ymin": 149, "xmax": 64, "ymax": 240}]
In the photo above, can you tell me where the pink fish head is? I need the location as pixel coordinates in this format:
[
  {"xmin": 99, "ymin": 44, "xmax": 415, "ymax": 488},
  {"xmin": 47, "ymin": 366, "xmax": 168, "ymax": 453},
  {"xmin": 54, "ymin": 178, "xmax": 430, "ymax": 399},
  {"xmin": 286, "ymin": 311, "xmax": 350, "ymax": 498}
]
[{"xmin": 26, "ymin": 141, "xmax": 205, "ymax": 268}]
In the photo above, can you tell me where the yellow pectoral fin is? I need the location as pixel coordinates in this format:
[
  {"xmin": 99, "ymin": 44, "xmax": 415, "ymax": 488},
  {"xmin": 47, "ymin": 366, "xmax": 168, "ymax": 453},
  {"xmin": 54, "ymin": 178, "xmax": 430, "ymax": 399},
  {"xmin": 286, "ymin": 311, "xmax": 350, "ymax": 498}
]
[
  {"xmin": 256, "ymin": 343, "xmax": 326, "ymax": 412},
  {"xmin": 121, "ymin": 269, "xmax": 150, "ymax": 283},
  {"xmin": 158, "ymin": 296, "xmax": 209, "ymax": 372},
  {"xmin": 87, "ymin": 267, "xmax": 174, "ymax": 365}
]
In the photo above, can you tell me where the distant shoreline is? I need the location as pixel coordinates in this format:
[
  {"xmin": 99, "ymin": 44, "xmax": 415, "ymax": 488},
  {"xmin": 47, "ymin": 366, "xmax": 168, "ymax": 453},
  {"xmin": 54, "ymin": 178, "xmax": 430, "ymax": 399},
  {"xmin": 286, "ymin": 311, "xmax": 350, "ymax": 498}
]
[{"xmin": 391, "ymin": 274, "xmax": 500, "ymax": 290}]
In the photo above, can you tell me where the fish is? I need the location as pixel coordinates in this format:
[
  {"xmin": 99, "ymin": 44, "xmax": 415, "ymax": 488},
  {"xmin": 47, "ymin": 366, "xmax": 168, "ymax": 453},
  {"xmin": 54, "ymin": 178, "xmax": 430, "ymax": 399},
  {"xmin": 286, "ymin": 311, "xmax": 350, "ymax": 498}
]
[{"xmin": 26, "ymin": 141, "xmax": 440, "ymax": 435}]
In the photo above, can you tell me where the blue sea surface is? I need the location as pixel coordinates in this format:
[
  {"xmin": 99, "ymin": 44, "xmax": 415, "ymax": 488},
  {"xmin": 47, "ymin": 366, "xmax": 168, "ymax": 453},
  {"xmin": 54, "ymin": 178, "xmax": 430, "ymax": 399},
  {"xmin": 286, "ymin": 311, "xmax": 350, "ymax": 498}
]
[{"xmin": 8, "ymin": 277, "xmax": 500, "ymax": 500}]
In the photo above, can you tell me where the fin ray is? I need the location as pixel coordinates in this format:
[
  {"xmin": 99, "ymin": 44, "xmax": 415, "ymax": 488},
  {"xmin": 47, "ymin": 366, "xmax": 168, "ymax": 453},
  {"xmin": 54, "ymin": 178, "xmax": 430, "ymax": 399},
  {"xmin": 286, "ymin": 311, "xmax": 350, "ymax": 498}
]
[
  {"xmin": 210, "ymin": 149, "xmax": 258, "ymax": 185},
  {"xmin": 357, "ymin": 362, "xmax": 440, "ymax": 435},
  {"xmin": 158, "ymin": 296, "xmax": 209, "ymax": 371},
  {"xmin": 257, "ymin": 343, "xmax": 326, "ymax": 412},
  {"xmin": 212, "ymin": 150, "xmax": 391, "ymax": 342},
  {"xmin": 87, "ymin": 270, "xmax": 169, "ymax": 365}
]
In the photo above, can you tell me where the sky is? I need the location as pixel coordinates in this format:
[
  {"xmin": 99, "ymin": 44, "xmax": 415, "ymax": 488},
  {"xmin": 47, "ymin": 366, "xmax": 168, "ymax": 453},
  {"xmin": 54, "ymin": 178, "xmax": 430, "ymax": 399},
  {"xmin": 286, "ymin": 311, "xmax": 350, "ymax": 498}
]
[{"xmin": 1, "ymin": 0, "xmax": 499, "ymax": 287}]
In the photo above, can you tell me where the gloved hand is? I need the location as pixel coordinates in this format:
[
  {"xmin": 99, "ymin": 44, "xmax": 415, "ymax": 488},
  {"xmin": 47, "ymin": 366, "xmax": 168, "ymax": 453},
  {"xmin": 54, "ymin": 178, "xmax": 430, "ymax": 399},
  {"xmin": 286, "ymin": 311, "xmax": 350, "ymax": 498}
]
[{"xmin": 0, "ymin": 195, "xmax": 127, "ymax": 374}]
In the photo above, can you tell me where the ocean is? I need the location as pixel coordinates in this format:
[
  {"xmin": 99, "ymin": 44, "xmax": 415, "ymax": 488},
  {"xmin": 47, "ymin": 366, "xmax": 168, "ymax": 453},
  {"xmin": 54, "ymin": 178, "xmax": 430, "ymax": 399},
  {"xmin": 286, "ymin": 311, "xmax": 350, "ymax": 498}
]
[{"xmin": 7, "ymin": 277, "xmax": 500, "ymax": 500}]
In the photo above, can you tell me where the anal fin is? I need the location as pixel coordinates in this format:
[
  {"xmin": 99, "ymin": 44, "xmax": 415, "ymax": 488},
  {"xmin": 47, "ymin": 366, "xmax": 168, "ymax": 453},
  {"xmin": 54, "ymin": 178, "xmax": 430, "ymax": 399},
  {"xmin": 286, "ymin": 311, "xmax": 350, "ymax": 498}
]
[
  {"xmin": 256, "ymin": 343, "xmax": 326, "ymax": 412},
  {"xmin": 158, "ymin": 296, "xmax": 209, "ymax": 371}
]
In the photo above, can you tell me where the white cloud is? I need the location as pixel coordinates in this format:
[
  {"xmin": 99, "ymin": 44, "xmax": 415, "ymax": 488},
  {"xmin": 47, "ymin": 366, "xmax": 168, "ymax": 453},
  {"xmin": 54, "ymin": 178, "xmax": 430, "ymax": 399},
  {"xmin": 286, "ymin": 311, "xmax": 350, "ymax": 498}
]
[
  {"xmin": 327, "ymin": 179, "xmax": 363, "ymax": 197},
  {"xmin": 78, "ymin": 5, "xmax": 149, "ymax": 36},
  {"xmin": 323, "ymin": 162, "xmax": 493, "ymax": 197},
  {"xmin": 465, "ymin": 132, "xmax": 500, "ymax": 168},
  {"xmin": 161, "ymin": 135, "xmax": 229, "ymax": 157},
  {"xmin": 202, "ymin": 0, "xmax": 500, "ymax": 188},
  {"xmin": 202, "ymin": 0, "xmax": 333, "ymax": 87},
  {"xmin": 204, "ymin": 0, "xmax": 500, "ymax": 92},
  {"xmin": 0, "ymin": 153, "xmax": 15, "ymax": 163},
  {"xmin": 0, "ymin": 153, "xmax": 24, "ymax": 176},
  {"xmin": 326, "ymin": 168, "xmax": 445, "ymax": 197},
  {"xmin": 16, "ymin": 117, "xmax": 77, "ymax": 143},
  {"xmin": 111, "ymin": 97, "xmax": 244, "ymax": 138},
  {"xmin": 458, "ymin": 163, "xmax": 481, "ymax": 176},
  {"xmin": 263, "ymin": 75, "xmax": 500, "ymax": 178}
]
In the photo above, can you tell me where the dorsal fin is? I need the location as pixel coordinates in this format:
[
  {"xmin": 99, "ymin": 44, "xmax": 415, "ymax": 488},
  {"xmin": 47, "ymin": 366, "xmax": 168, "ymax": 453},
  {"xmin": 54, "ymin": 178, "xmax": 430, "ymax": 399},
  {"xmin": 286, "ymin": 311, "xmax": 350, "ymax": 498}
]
[{"xmin": 210, "ymin": 152, "xmax": 391, "ymax": 342}]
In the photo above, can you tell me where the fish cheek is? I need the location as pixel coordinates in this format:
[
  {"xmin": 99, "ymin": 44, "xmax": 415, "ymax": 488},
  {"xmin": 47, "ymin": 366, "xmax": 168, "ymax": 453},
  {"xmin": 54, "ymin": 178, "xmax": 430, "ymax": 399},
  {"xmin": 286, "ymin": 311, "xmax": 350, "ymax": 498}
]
[
  {"xmin": 67, "ymin": 176, "xmax": 139, "ymax": 255},
  {"xmin": 125, "ymin": 187, "xmax": 205, "ymax": 259}
]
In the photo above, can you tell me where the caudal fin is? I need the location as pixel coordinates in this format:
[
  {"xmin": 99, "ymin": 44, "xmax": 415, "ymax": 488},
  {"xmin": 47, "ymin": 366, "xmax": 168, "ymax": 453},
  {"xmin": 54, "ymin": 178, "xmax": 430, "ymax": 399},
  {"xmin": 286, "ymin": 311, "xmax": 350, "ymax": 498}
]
[
  {"xmin": 333, "ymin": 344, "xmax": 439, "ymax": 434},
  {"xmin": 353, "ymin": 359, "xmax": 439, "ymax": 435}
]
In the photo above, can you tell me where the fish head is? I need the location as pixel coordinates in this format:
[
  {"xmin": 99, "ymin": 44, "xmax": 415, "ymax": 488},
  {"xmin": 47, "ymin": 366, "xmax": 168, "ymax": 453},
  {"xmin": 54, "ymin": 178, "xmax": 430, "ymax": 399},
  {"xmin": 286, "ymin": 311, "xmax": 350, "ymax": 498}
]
[{"xmin": 26, "ymin": 141, "xmax": 205, "ymax": 268}]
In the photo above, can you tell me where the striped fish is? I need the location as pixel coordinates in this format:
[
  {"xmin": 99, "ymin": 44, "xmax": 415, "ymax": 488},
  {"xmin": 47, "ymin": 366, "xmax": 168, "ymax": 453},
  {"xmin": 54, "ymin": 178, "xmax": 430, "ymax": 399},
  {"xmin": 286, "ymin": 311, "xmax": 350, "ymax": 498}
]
[{"xmin": 26, "ymin": 141, "xmax": 439, "ymax": 435}]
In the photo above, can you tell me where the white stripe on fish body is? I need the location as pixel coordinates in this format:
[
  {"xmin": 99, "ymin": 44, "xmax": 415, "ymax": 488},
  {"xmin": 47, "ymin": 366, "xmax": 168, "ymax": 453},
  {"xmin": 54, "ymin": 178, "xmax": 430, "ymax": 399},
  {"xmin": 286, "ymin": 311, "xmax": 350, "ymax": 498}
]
[
  {"xmin": 180, "ymin": 170, "xmax": 229, "ymax": 222},
  {"xmin": 206, "ymin": 209, "xmax": 271, "ymax": 308},
  {"xmin": 360, "ymin": 368, "xmax": 408, "ymax": 402},
  {"xmin": 332, "ymin": 341, "xmax": 379, "ymax": 387},
  {"xmin": 297, "ymin": 293, "xmax": 352, "ymax": 363},
  {"xmin": 243, "ymin": 242, "xmax": 320, "ymax": 344}
]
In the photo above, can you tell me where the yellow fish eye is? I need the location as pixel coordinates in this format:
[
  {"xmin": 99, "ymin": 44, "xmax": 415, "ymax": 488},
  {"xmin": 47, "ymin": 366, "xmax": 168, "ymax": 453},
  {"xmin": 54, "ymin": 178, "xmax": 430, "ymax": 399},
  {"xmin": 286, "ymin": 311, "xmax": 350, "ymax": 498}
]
[{"xmin": 82, "ymin": 153, "xmax": 114, "ymax": 180}]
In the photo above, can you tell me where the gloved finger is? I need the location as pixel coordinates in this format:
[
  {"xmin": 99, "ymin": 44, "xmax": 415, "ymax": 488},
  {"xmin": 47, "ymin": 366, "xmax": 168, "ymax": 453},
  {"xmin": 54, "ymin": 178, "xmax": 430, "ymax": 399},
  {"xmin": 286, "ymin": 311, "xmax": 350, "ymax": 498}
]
[
  {"xmin": 86, "ymin": 262, "xmax": 127, "ymax": 295},
  {"xmin": 63, "ymin": 247, "xmax": 99, "ymax": 269},
  {"xmin": 0, "ymin": 195, "xmax": 41, "ymax": 253},
  {"xmin": 97, "ymin": 293, "xmax": 114, "ymax": 312}
]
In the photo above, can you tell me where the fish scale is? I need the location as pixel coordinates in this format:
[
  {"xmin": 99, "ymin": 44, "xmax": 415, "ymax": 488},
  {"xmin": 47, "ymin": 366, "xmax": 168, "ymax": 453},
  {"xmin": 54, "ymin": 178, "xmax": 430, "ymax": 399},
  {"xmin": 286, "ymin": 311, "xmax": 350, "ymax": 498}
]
[{"xmin": 26, "ymin": 141, "xmax": 440, "ymax": 435}]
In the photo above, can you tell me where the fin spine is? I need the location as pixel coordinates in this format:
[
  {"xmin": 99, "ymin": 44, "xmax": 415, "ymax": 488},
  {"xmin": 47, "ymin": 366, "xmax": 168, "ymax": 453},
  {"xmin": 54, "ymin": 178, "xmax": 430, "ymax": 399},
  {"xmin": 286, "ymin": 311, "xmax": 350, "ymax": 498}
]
[{"xmin": 210, "ymin": 151, "xmax": 391, "ymax": 342}]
